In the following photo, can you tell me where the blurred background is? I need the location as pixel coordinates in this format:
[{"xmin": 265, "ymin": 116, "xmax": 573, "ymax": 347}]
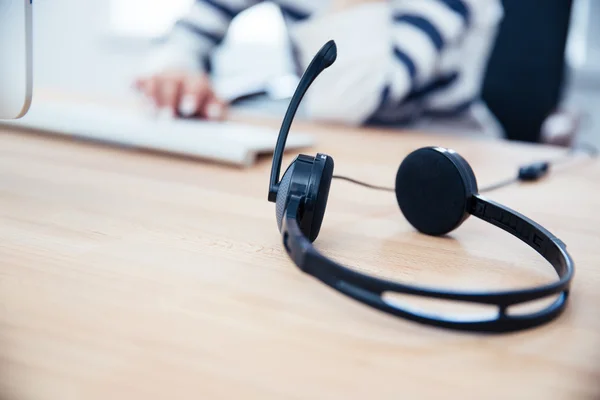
[{"xmin": 31, "ymin": 0, "xmax": 600, "ymax": 146}]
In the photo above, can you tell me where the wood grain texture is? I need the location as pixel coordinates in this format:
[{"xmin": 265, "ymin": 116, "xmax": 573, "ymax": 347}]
[{"xmin": 0, "ymin": 109, "xmax": 599, "ymax": 400}]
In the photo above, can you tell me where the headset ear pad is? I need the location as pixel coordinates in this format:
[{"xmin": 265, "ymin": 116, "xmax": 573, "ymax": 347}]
[
  {"xmin": 275, "ymin": 155, "xmax": 334, "ymax": 242},
  {"xmin": 309, "ymin": 154, "xmax": 334, "ymax": 242},
  {"xmin": 276, "ymin": 163, "xmax": 295, "ymax": 233},
  {"xmin": 395, "ymin": 147, "xmax": 478, "ymax": 236}
]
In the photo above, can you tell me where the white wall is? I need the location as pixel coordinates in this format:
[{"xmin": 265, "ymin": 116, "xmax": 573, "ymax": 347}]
[
  {"xmin": 31, "ymin": 0, "xmax": 291, "ymax": 102},
  {"xmin": 32, "ymin": 0, "xmax": 152, "ymax": 99}
]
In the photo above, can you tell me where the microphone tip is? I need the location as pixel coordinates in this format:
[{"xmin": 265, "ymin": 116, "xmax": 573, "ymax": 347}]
[{"xmin": 321, "ymin": 40, "xmax": 337, "ymax": 68}]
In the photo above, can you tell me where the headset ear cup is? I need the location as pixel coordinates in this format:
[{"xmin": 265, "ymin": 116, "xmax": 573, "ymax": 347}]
[
  {"xmin": 308, "ymin": 155, "xmax": 334, "ymax": 242},
  {"xmin": 276, "ymin": 163, "xmax": 295, "ymax": 232},
  {"xmin": 448, "ymin": 151, "xmax": 479, "ymax": 194},
  {"xmin": 395, "ymin": 147, "xmax": 475, "ymax": 236}
]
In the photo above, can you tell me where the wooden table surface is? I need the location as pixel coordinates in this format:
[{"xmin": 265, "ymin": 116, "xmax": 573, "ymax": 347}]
[{"xmin": 0, "ymin": 106, "xmax": 599, "ymax": 399}]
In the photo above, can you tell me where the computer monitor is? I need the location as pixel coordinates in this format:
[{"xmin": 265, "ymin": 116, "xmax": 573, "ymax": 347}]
[{"xmin": 0, "ymin": 0, "xmax": 33, "ymax": 119}]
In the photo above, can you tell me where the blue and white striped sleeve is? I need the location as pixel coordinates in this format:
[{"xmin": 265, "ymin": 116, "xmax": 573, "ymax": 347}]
[
  {"xmin": 387, "ymin": 0, "xmax": 469, "ymax": 97},
  {"xmin": 290, "ymin": 0, "xmax": 500, "ymax": 126},
  {"xmin": 143, "ymin": 0, "xmax": 258, "ymax": 75}
]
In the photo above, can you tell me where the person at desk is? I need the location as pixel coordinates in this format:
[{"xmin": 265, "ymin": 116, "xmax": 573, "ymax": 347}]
[{"xmin": 134, "ymin": 0, "xmax": 503, "ymax": 131}]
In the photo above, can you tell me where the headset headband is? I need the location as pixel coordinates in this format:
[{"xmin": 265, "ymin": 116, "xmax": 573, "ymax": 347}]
[{"xmin": 281, "ymin": 193, "xmax": 573, "ymax": 332}]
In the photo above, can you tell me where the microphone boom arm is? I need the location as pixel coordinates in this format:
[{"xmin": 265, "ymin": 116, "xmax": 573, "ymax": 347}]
[{"xmin": 268, "ymin": 40, "xmax": 337, "ymax": 202}]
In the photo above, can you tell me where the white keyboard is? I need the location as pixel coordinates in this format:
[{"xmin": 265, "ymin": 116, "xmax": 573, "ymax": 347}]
[{"xmin": 0, "ymin": 98, "xmax": 314, "ymax": 167}]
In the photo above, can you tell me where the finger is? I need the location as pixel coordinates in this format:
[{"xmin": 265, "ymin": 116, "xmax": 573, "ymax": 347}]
[
  {"xmin": 178, "ymin": 93, "xmax": 197, "ymax": 117},
  {"xmin": 142, "ymin": 77, "xmax": 160, "ymax": 107},
  {"xmin": 177, "ymin": 77, "xmax": 205, "ymax": 117},
  {"xmin": 178, "ymin": 76, "xmax": 211, "ymax": 118},
  {"xmin": 134, "ymin": 80, "xmax": 158, "ymax": 115},
  {"xmin": 156, "ymin": 78, "xmax": 182, "ymax": 117},
  {"xmin": 203, "ymin": 95, "xmax": 227, "ymax": 120}
]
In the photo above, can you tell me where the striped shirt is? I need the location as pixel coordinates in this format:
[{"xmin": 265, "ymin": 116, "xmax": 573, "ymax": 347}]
[{"xmin": 145, "ymin": 0, "xmax": 504, "ymax": 127}]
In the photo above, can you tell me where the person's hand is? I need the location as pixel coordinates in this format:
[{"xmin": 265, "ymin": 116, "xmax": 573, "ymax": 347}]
[{"xmin": 133, "ymin": 70, "xmax": 226, "ymax": 120}]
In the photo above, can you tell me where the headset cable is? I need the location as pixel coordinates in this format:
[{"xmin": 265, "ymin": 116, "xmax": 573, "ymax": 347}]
[{"xmin": 333, "ymin": 142, "xmax": 599, "ymax": 194}]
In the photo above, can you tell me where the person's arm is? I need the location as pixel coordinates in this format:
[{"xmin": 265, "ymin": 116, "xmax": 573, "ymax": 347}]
[
  {"xmin": 289, "ymin": 0, "xmax": 489, "ymax": 125},
  {"xmin": 135, "ymin": 0, "xmax": 259, "ymax": 119}
]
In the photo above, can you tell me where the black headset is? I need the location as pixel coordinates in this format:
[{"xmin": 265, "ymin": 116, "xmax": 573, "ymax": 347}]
[{"xmin": 267, "ymin": 40, "xmax": 574, "ymax": 333}]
